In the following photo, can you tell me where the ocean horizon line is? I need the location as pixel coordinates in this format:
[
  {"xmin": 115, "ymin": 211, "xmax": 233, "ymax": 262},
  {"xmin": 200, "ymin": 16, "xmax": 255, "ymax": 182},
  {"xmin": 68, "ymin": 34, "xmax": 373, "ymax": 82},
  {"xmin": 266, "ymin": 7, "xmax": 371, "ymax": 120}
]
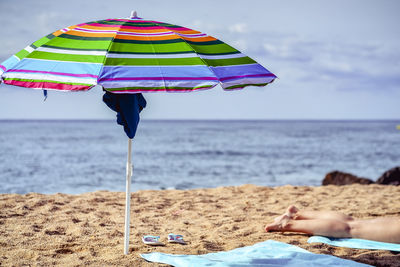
[{"xmin": 0, "ymin": 118, "xmax": 399, "ymax": 123}]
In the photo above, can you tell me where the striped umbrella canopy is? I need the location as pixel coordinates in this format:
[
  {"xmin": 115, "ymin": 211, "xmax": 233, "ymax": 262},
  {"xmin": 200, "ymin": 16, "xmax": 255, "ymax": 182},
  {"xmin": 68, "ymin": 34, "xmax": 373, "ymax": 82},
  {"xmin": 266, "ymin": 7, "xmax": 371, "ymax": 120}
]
[{"xmin": 0, "ymin": 12, "xmax": 276, "ymax": 93}]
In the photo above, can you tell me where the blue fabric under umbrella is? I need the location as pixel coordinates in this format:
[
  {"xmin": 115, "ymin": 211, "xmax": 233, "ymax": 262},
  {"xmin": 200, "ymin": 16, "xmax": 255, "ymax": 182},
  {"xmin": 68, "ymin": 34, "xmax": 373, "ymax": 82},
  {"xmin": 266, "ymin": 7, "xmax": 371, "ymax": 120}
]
[{"xmin": 102, "ymin": 91, "xmax": 147, "ymax": 138}]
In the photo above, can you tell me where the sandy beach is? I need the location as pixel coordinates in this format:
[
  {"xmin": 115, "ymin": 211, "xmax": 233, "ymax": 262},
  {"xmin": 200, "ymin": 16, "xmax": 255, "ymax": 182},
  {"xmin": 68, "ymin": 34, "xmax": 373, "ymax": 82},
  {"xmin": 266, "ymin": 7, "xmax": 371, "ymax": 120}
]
[{"xmin": 1, "ymin": 184, "xmax": 399, "ymax": 266}]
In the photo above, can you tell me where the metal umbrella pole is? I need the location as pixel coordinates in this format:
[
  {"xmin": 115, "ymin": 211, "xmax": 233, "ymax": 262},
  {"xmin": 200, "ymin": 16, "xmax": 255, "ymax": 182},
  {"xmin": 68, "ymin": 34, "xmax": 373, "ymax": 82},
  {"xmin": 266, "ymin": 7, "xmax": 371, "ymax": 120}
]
[{"xmin": 124, "ymin": 138, "xmax": 133, "ymax": 255}]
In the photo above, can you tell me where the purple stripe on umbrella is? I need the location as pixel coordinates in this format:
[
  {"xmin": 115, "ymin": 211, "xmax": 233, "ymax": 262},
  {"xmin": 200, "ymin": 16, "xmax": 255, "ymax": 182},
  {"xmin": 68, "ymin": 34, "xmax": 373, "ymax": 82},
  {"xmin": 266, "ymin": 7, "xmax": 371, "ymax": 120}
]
[
  {"xmin": 100, "ymin": 65, "xmax": 217, "ymax": 80},
  {"xmin": 88, "ymin": 22, "xmax": 190, "ymax": 32},
  {"xmin": 0, "ymin": 65, "xmax": 6, "ymax": 71},
  {"xmin": 75, "ymin": 28, "xmax": 118, "ymax": 34},
  {"xmin": 8, "ymin": 69, "xmax": 98, "ymax": 78},
  {"xmin": 107, "ymin": 19, "xmax": 149, "ymax": 22},
  {"xmin": 220, "ymin": 73, "xmax": 276, "ymax": 82},
  {"xmin": 86, "ymin": 23, "xmax": 162, "ymax": 30},
  {"xmin": 117, "ymin": 31, "xmax": 173, "ymax": 36},
  {"xmin": 107, "ymin": 85, "xmax": 217, "ymax": 93},
  {"xmin": 75, "ymin": 28, "xmax": 172, "ymax": 36},
  {"xmin": 74, "ymin": 28, "xmax": 176, "ymax": 37},
  {"xmin": 212, "ymin": 64, "xmax": 274, "ymax": 78},
  {"xmin": 174, "ymin": 33, "xmax": 208, "ymax": 37},
  {"xmin": 99, "ymin": 76, "xmax": 219, "ymax": 82}
]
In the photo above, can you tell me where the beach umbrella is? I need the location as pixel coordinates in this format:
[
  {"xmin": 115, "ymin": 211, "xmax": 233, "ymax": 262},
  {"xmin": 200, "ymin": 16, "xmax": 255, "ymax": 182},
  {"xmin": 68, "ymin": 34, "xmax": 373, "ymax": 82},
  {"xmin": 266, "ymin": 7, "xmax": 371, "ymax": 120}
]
[{"xmin": 0, "ymin": 11, "xmax": 276, "ymax": 254}]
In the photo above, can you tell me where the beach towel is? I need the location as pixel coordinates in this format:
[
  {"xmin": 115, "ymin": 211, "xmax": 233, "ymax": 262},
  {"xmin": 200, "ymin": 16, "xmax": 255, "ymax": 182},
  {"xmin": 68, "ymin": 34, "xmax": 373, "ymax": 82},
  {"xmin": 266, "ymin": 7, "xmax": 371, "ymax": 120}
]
[
  {"xmin": 140, "ymin": 240, "xmax": 371, "ymax": 266},
  {"xmin": 308, "ymin": 236, "xmax": 400, "ymax": 252}
]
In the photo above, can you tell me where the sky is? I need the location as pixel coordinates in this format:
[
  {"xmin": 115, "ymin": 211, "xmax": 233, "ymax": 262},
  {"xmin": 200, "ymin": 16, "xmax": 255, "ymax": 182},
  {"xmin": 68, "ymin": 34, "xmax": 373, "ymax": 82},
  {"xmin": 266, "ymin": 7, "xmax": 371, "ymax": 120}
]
[{"xmin": 0, "ymin": 0, "xmax": 399, "ymax": 120}]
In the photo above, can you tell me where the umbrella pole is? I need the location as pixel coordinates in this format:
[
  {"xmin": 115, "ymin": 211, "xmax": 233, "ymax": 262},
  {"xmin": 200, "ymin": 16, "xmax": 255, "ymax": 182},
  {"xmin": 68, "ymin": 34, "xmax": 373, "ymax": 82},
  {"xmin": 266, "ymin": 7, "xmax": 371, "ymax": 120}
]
[{"xmin": 124, "ymin": 138, "xmax": 133, "ymax": 255}]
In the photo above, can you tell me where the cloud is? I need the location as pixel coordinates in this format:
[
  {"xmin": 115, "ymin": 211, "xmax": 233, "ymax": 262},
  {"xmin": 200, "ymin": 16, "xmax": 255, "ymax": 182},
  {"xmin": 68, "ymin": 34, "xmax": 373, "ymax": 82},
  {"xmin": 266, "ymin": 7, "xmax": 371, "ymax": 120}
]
[
  {"xmin": 234, "ymin": 32, "xmax": 400, "ymax": 92},
  {"xmin": 311, "ymin": 42, "xmax": 400, "ymax": 91},
  {"xmin": 228, "ymin": 23, "xmax": 248, "ymax": 34}
]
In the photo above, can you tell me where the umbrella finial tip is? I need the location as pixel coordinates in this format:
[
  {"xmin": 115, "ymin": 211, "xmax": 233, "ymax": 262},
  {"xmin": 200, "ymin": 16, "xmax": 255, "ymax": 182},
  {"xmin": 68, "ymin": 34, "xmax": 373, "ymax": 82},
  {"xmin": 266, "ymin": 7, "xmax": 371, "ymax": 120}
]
[{"xmin": 131, "ymin": 11, "xmax": 137, "ymax": 18}]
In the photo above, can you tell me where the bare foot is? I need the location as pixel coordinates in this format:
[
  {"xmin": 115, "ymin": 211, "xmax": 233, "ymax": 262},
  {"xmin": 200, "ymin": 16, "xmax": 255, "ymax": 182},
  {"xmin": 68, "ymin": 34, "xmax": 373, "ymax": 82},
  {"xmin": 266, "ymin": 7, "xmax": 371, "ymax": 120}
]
[
  {"xmin": 265, "ymin": 214, "xmax": 291, "ymax": 232},
  {"xmin": 286, "ymin": 205, "xmax": 299, "ymax": 219}
]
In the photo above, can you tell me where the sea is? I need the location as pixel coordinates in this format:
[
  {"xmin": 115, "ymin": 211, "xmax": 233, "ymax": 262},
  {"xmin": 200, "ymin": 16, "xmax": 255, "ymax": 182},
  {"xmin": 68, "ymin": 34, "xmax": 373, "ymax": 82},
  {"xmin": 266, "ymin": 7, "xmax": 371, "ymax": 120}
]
[{"xmin": 0, "ymin": 120, "xmax": 399, "ymax": 194}]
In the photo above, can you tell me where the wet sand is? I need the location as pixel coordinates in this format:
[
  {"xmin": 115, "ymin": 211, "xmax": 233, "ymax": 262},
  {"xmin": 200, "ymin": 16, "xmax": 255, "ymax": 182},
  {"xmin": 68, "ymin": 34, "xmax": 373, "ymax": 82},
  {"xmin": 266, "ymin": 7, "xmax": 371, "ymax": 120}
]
[{"xmin": 1, "ymin": 184, "xmax": 399, "ymax": 266}]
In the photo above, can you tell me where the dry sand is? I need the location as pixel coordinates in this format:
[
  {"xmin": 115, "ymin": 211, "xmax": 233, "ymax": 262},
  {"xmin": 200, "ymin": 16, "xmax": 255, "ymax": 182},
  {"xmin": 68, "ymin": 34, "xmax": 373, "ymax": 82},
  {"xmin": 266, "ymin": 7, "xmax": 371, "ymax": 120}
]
[{"xmin": 1, "ymin": 184, "xmax": 399, "ymax": 266}]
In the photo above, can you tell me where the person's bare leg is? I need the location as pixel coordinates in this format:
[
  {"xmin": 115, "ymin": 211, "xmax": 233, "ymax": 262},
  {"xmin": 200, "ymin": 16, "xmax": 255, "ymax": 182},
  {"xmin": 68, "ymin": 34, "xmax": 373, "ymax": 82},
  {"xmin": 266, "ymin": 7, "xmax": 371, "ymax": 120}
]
[
  {"xmin": 286, "ymin": 205, "xmax": 353, "ymax": 222},
  {"xmin": 349, "ymin": 217, "xmax": 400, "ymax": 243},
  {"xmin": 266, "ymin": 214, "xmax": 400, "ymax": 243},
  {"xmin": 265, "ymin": 215, "xmax": 352, "ymax": 238},
  {"xmin": 265, "ymin": 205, "xmax": 351, "ymax": 232}
]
